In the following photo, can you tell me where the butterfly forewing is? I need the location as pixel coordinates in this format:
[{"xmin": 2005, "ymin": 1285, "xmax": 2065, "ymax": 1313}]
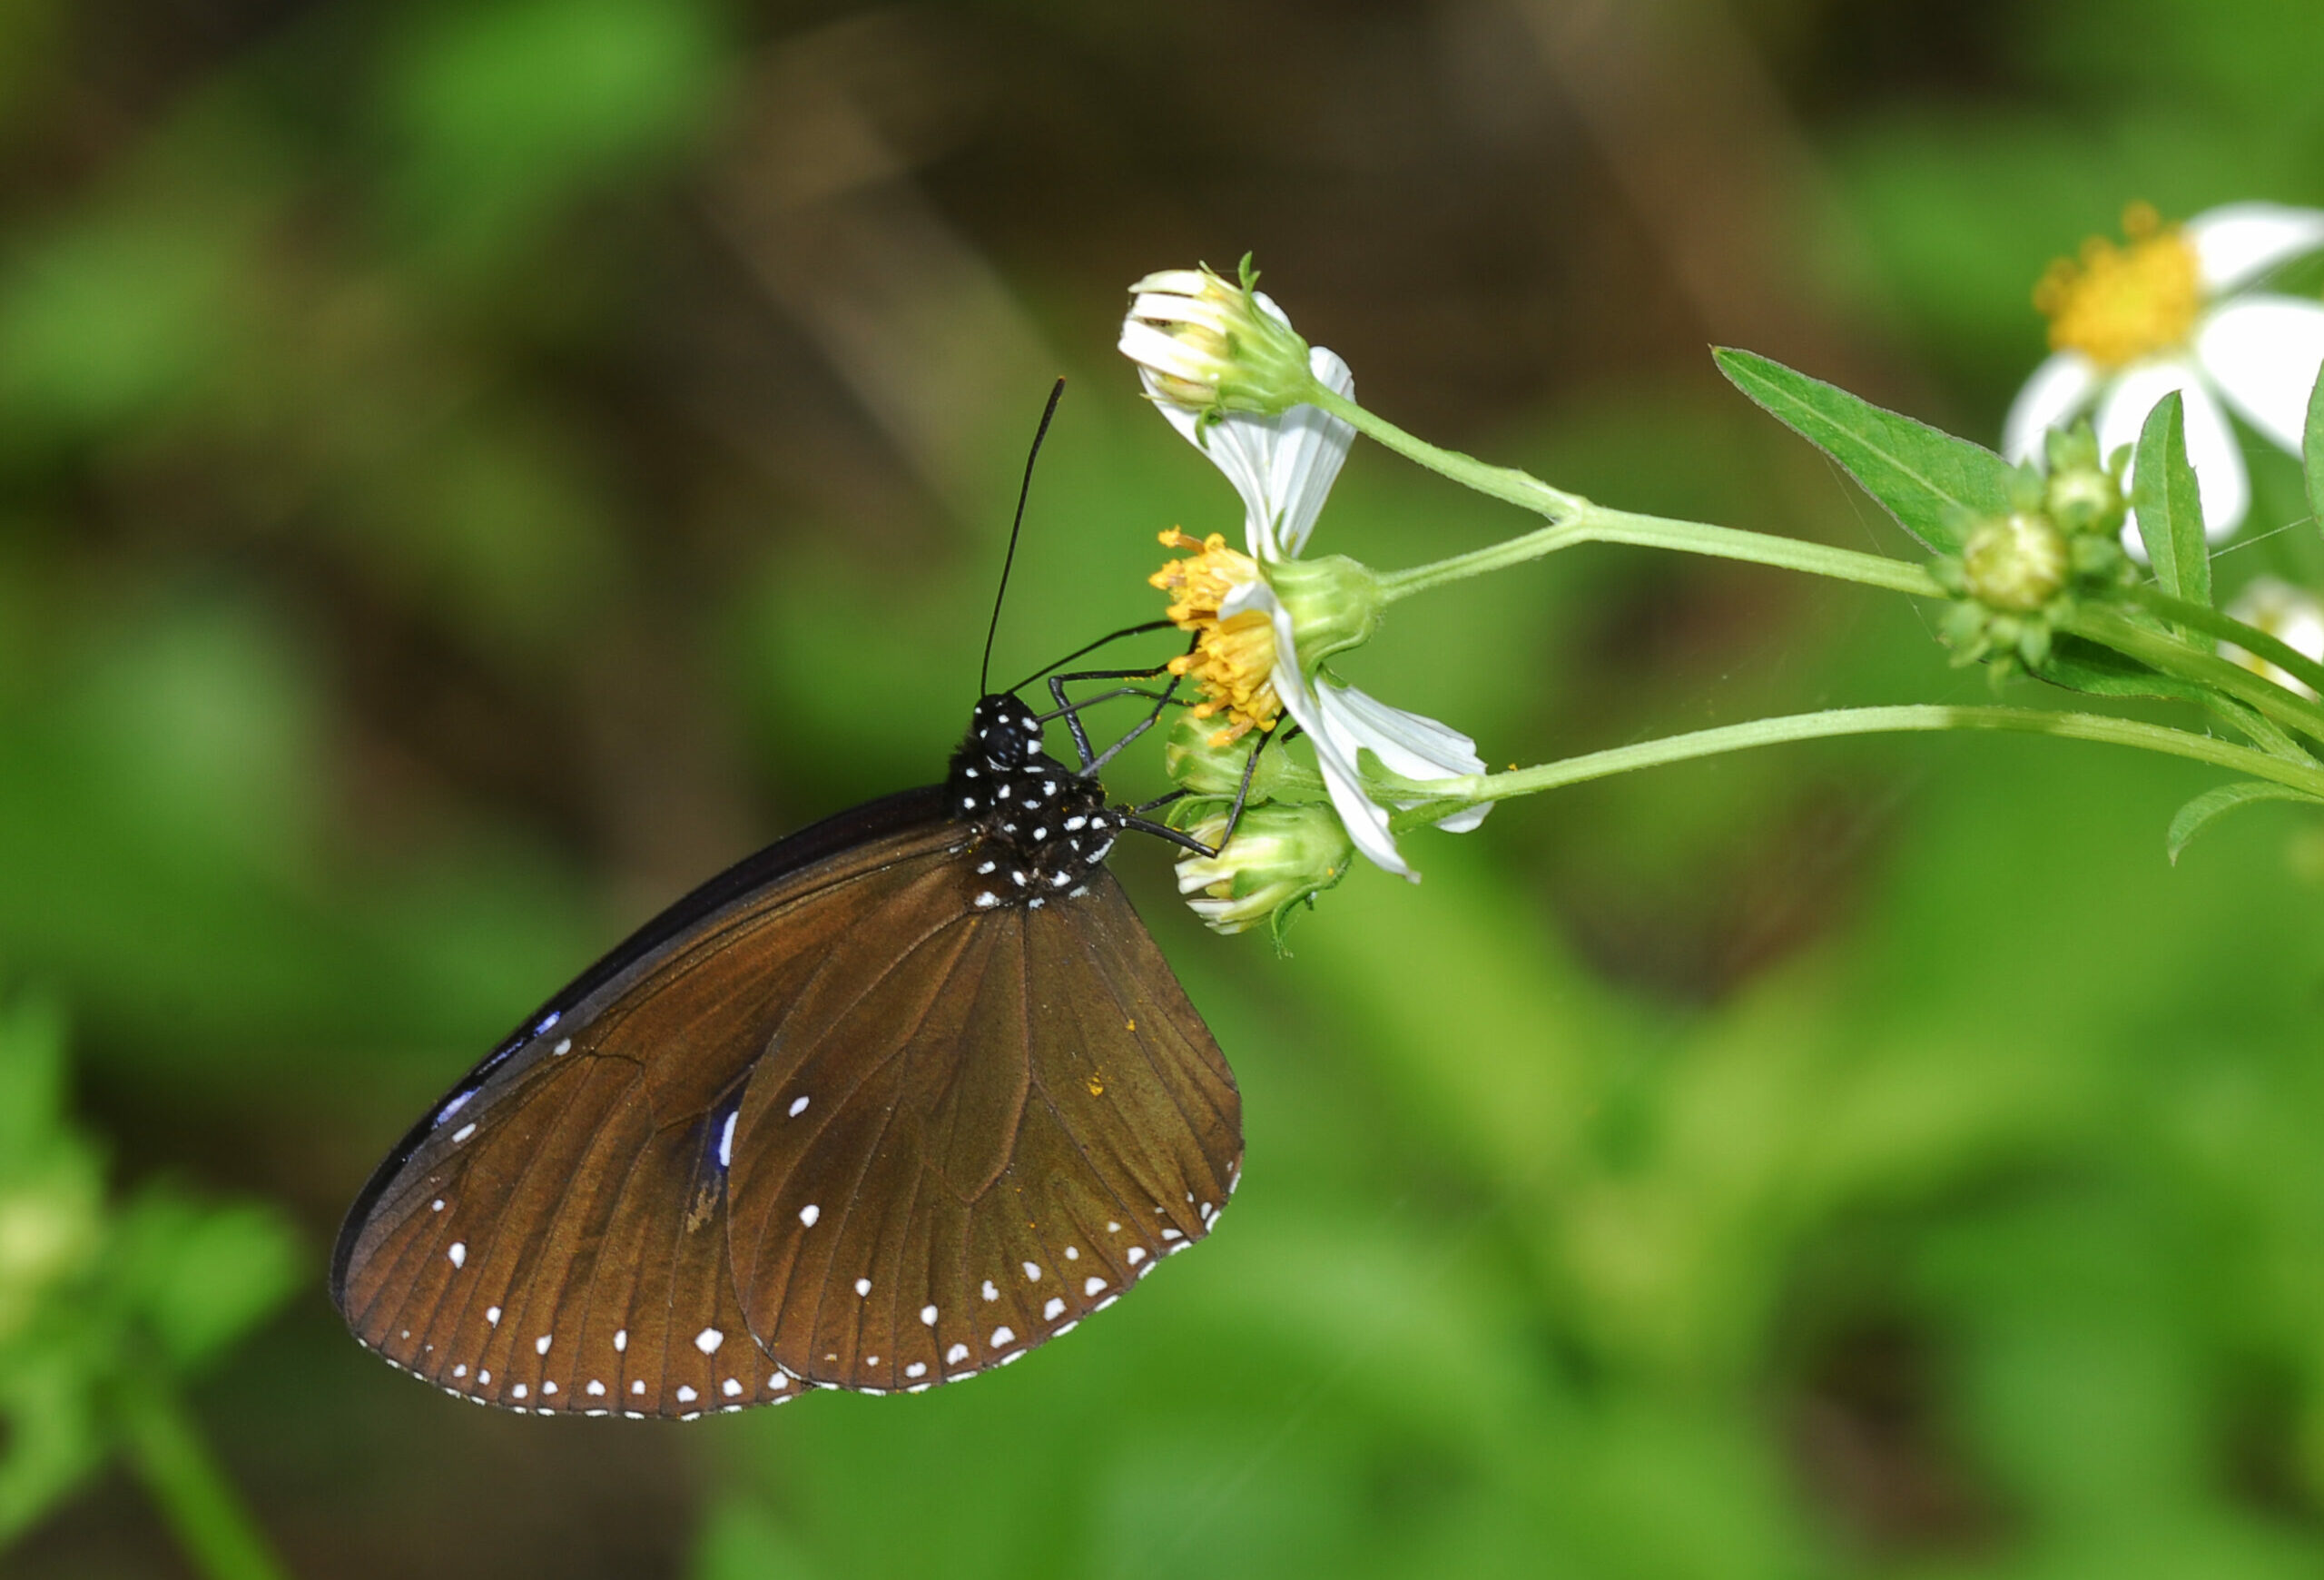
[
  {"xmin": 334, "ymin": 798, "xmax": 966, "ymax": 1417},
  {"xmin": 337, "ymin": 696, "xmax": 1246, "ymax": 1417}
]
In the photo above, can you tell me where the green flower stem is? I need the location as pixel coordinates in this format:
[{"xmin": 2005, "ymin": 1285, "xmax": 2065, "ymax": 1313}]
[
  {"xmin": 1306, "ymin": 384, "xmax": 1588, "ymax": 518},
  {"xmin": 1378, "ymin": 705, "xmax": 2324, "ymax": 834},
  {"xmin": 1376, "ymin": 506, "xmax": 1942, "ymax": 601},
  {"xmin": 2063, "ymin": 606, "xmax": 2324, "ymax": 746},
  {"xmin": 1309, "ymin": 384, "xmax": 1942, "ymax": 602},
  {"xmin": 116, "ymin": 1364, "xmax": 291, "ymax": 1580},
  {"xmin": 2125, "ymin": 584, "xmax": 2324, "ymax": 698}
]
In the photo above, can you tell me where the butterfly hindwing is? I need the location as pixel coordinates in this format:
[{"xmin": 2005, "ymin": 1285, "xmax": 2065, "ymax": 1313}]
[{"xmin": 724, "ymin": 865, "xmax": 1241, "ymax": 1392}]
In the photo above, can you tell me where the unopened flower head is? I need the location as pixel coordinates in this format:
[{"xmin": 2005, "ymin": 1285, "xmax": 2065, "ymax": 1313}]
[
  {"xmin": 2005, "ymin": 201, "xmax": 2324, "ymax": 542},
  {"xmin": 2040, "ymin": 422, "xmax": 2128, "ymax": 538},
  {"xmin": 1121, "ymin": 260, "xmax": 1321, "ymax": 420},
  {"xmin": 1162, "ymin": 710, "xmax": 1299, "ymax": 801},
  {"xmin": 2224, "ymin": 577, "xmax": 2324, "ymax": 700},
  {"xmin": 1931, "ymin": 469, "xmax": 2126, "ymax": 680},
  {"xmin": 1962, "ymin": 511, "xmax": 2069, "ymax": 613},
  {"xmin": 1175, "ymin": 803, "xmax": 1353, "ymax": 939}
]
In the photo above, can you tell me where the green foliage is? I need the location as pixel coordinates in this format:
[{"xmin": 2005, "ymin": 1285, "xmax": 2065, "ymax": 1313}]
[
  {"xmin": 2132, "ymin": 393, "xmax": 2213, "ymax": 631},
  {"xmin": 2166, "ymin": 780, "xmax": 2324, "ymax": 864},
  {"xmin": 2306, "ymin": 364, "xmax": 2324, "ymax": 538},
  {"xmin": 1712, "ymin": 348, "xmax": 2013, "ymax": 553},
  {"xmin": 0, "ymin": 997, "xmax": 300, "ymax": 1545}
]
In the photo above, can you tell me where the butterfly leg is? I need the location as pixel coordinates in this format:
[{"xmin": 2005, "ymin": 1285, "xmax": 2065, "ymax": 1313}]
[
  {"xmin": 1126, "ymin": 725, "xmax": 1274, "ymax": 853},
  {"xmin": 1044, "ymin": 654, "xmax": 1189, "ymax": 773}
]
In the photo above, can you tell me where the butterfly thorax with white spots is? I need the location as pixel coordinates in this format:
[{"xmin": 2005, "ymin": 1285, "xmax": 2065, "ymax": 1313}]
[{"xmin": 949, "ymin": 695, "xmax": 1117, "ymax": 911}]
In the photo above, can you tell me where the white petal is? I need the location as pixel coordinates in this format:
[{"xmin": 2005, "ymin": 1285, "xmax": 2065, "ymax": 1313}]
[
  {"xmin": 2099, "ymin": 361, "xmax": 2249, "ymax": 547},
  {"xmin": 2186, "ymin": 202, "xmax": 2324, "ymax": 293},
  {"xmin": 1120, "ymin": 322, "xmax": 1216, "ymax": 383},
  {"xmin": 1143, "ymin": 353, "xmax": 1356, "ymax": 564},
  {"xmin": 2195, "ymin": 295, "xmax": 2324, "ymax": 454},
  {"xmin": 1128, "ymin": 268, "xmax": 1209, "ymax": 296},
  {"xmin": 2176, "ymin": 380, "xmax": 2250, "ymax": 540},
  {"xmin": 2003, "ymin": 351, "xmax": 2101, "ymax": 462},
  {"xmin": 1259, "ymin": 349, "xmax": 1357, "ymax": 560},
  {"xmin": 1248, "ymin": 590, "xmax": 1409, "ymax": 877},
  {"xmin": 1314, "ymin": 681, "xmax": 1491, "ymax": 833}
]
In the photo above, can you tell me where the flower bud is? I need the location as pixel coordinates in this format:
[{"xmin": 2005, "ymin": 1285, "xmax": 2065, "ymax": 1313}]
[
  {"xmin": 1119, "ymin": 260, "xmax": 1320, "ymax": 418},
  {"xmin": 2043, "ymin": 422, "xmax": 2127, "ymax": 537},
  {"xmin": 1175, "ymin": 802, "xmax": 1353, "ymax": 938},
  {"xmin": 1163, "ymin": 712, "xmax": 1295, "ymax": 799},
  {"xmin": 1962, "ymin": 511, "xmax": 2069, "ymax": 613}
]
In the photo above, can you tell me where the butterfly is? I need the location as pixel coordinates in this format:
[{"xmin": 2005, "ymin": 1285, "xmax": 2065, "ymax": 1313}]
[{"xmin": 332, "ymin": 387, "xmax": 1245, "ymax": 1418}]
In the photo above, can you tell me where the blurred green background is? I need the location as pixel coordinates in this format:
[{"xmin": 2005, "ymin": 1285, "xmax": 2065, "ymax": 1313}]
[{"xmin": 7, "ymin": 0, "xmax": 2324, "ymax": 1575}]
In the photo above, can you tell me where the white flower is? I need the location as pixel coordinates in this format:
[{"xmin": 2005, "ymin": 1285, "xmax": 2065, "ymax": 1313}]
[
  {"xmin": 2004, "ymin": 202, "xmax": 2324, "ymax": 543},
  {"xmin": 2222, "ymin": 577, "xmax": 2324, "ymax": 700},
  {"xmin": 1119, "ymin": 263, "xmax": 1320, "ymax": 417},
  {"xmin": 1133, "ymin": 306, "xmax": 1485, "ymax": 878}
]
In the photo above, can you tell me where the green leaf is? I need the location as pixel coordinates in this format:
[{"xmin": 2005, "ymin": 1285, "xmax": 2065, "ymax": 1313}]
[
  {"xmin": 2129, "ymin": 392, "xmax": 2211, "ymax": 635},
  {"xmin": 2038, "ymin": 635, "xmax": 2220, "ymax": 707},
  {"xmin": 2306, "ymin": 359, "xmax": 2324, "ymax": 537},
  {"xmin": 1713, "ymin": 347, "xmax": 2013, "ymax": 553},
  {"xmin": 2166, "ymin": 779, "xmax": 2324, "ymax": 864},
  {"xmin": 110, "ymin": 1192, "xmax": 302, "ymax": 1371}
]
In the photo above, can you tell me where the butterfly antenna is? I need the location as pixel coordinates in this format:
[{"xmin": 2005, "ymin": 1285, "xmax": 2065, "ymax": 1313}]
[{"xmin": 981, "ymin": 378, "xmax": 1068, "ymax": 696}]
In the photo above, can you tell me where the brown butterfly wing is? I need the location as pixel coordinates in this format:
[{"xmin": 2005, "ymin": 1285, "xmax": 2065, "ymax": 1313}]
[
  {"xmin": 723, "ymin": 863, "xmax": 1241, "ymax": 1392},
  {"xmin": 332, "ymin": 793, "xmax": 966, "ymax": 1417},
  {"xmin": 335, "ymin": 785, "xmax": 1243, "ymax": 1414}
]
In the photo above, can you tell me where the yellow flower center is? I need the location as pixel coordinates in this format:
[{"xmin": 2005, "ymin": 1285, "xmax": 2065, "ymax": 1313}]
[
  {"xmin": 1149, "ymin": 528, "xmax": 1281, "ymax": 746},
  {"xmin": 2034, "ymin": 202, "xmax": 2202, "ymax": 370}
]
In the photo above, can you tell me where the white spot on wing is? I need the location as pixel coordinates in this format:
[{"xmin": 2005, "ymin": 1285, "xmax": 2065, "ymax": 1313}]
[
  {"xmin": 982, "ymin": 1279, "xmax": 999, "ymax": 1302},
  {"xmin": 1084, "ymin": 1275, "xmax": 1107, "ymax": 1296},
  {"xmin": 921, "ymin": 1304, "xmax": 938, "ymax": 1327},
  {"xmin": 906, "ymin": 1362, "xmax": 927, "ymax": 1378},
  {"xmin": 536, "ymin": 1334, "xmax": 552, "ymax": 1355},
  {"xmin": 1127, "ymin": 1247, "xmax": 1147, "ymax": 1265},
  {"xmin": 990, "ymin": 1326, "xmax": 1016, "ymax": 1348},
  {"xmin": 676, "ymin": 1385, "xmax": 697, "ymax": 1403},
  {"xmin": 695, "ymin": 1327, "xmax": 724, "ymax": 1354},
  {"xmin": 722, "ymin": 1378, "xmax": 743, "ymax": 1397},
  {"xmin": 614, "ymin": 1328, "xmax": 627, "ymax": 1351},
  {"xmin": 1044, "ymin": 1297, "xmax": 1065, "ymax": 1320},
  {"xmin": 451, "ymin": 1122, "xmax": 477, "ymax": 1144},
  {"xmin": 854, "ymin": 1278, "xmax": 872, "ymax": 1298},
  {"xmin": 789, "ymin": 1094, "xmax": 810, "ymax": 1118},
  {"xmin": 717, "ymin": 1111, "xmax": 737, "ymax": 1169},
  {"xmin": 1022, "ymin": 1261, "xmax": 1041, "ymax": 1281},
  {"xmin": 946, "ymin": 1343, "xmax": 970, "ymax": 1365},
  {"xmin": 486, "ymin": 1306, "xmax": 501, "ymax": 1325},
  {"xmin": 800, "ymin": 1203, "xmax": 821, "ymax": 1227},
  {"xmin": 447, "ymin": 1242, "xmax": 466, "ymax": 1269}
]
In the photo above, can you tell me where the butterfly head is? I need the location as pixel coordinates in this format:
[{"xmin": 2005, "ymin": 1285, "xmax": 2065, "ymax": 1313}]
[{"xmin": 950, "ymin": 694, "xmax": 1116, "ymax": 904}]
